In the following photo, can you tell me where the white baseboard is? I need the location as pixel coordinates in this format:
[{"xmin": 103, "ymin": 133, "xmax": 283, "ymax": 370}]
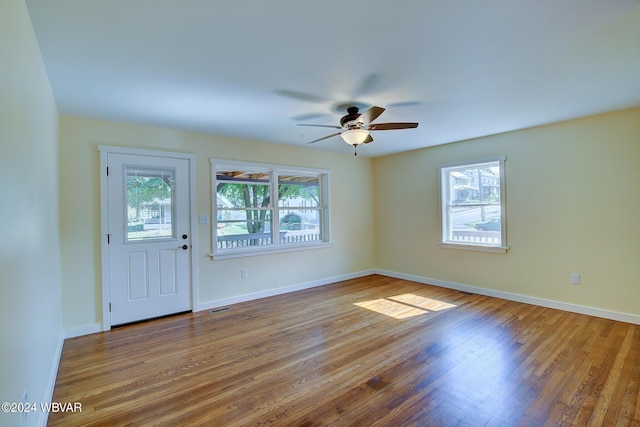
[
  {"xmin": 63, "ymin": 323, "xmax": 102, "ymax": 339},
  {"xmin": 62, "ymin": 272, "xmax": 376, "ymax": 338},
  {"xmin": 64, "ymin": 268, "xmax": 639, "ymax": 340},
  {"xmin": 197, "ymin": 269, "xmax": 376, "ymax": 312},
  {"xmin": 375, "ymin": 269, "xmax": 640, "ymax": 325},
  {"xmin": 39, "ymin": 332, "xmax": 64, "ymax": 427}
]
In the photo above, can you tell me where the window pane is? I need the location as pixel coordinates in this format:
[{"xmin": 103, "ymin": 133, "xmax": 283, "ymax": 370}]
[
  {"xmin": 448, "ymin": 206, "xmax": 501, "ymax": 245},
  {"xmin": 216, "ymin": 182, "xmax": 270, "ymax": 208},
  {"xmin": 216, "ymin": 210, "xmax": 272, "ymax": 249},
  {"xmin": 216, "ymin": 170, "xmax": 270, "ymax": 184},
  {"xmin": 278, "ymin": 175, "xmax": 320, "ymax": 208},
  {"xmin": 279, "ymin": 209, "xmax": 322, "ymax": 244},
  {"xmin": 126, "ymin": 167, "xmax": 175, "ymax": 241},
  {"xmin": 448, "ymin": 163, "xmax": 500, "ymax": 205}
]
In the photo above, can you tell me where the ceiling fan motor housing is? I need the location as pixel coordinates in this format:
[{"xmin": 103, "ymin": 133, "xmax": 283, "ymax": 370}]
[{"xmin": 340, "ymin": 107, "xmax": 362, "ymax": 127}]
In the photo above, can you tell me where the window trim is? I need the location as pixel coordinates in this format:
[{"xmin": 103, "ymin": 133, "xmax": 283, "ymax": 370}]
[
  {"xmin": 210, "ymin": 159, "xmax": 332, "ymax": 259},
  {"xmin": 437, "ymin": 156, "xmax": 508, "ymax": 253}
]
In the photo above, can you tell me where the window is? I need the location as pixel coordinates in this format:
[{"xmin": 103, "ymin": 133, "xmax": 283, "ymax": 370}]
[
  {"xmin": 211, "ymin": 159, "xmax": 331, "ymax": 259},
  {"xmin": 438, "ymin": 157, "xmax": 507, "ymax": 252}
]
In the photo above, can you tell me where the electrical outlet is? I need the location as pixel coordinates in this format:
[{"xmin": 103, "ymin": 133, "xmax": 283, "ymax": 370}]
[
  {"xmin": 571, "ymin": 273, "xmax": 580, "ymax": 285},
  {"xmin": 241, "ymin": 268, "xmax": 248, "ymax": 278},
  {"xmin": 355, "ymin": 252, "xmax": 361, "ymax": 260}
]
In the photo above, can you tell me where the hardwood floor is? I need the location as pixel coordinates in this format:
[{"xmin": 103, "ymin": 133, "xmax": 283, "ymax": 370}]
[{"xmin": 49, "ymin": 275, "xmax": 640, "ymax": 426}]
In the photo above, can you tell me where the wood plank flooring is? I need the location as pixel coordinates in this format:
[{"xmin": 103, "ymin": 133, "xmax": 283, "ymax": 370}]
[{"xmin": 48, "ymin": 275, "xmax": 640, "ymax": 426}]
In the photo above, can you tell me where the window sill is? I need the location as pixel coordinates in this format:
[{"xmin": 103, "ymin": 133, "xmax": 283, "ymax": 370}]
[
  {"xmin": 438, "ymin": 242, "xmax": 509, "ymax": 253},
  {"xmin": 210, "ymin": 241, "xmax": 333, "ymax": 260}
]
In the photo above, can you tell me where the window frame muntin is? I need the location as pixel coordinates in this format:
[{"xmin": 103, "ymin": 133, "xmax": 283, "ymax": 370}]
[
  {"xmin": 211, "ymin": 159, "xmax": 331, "ymax": 259},
  {"xmin": 437, "ymin": 156, "xmax": 508, "ymax": 253}
]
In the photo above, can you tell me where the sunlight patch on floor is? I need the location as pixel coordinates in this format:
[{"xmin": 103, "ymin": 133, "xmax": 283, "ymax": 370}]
[{"xmin": 354, "ymin": 294, "xmax": 457, "ymax": 319}]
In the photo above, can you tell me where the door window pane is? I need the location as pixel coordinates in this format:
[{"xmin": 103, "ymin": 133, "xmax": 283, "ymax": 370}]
[{"xmin": 126, "ymin": 167, "xmax": 175, "ymax": 241}]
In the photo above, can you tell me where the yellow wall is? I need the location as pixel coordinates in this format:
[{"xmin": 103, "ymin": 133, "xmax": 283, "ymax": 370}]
[
  {"xmin": 59, "ymin": 116, "xmax": 376, "ymax": 330},
  {"xmin": 374, "ymin": 107, "xmax": 640, "ymax": 316},
  {"xmin": 59, "ymin": 107, "xmax": 640, "ymax": 330},
  {"xmin": 0, "ymin": 1, "xmax": 62, "ymax": 426}
]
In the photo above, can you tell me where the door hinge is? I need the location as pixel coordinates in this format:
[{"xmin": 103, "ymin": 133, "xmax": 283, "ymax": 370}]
[
  {"xmin": 107, "ymin": 234, "xmax": 111, "ymax": 244},
  {"xmin": 109, "ymin": 303, "xmax": 112, "ymax": 312},
  {"xmin": 106, "ymin": 166, "xmax": 109, "ymax": 176}
]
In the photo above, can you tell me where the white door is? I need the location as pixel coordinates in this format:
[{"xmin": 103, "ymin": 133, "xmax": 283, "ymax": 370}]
[{"xmin": 105, "ymin": 152, "xmax": 192, "ymax": 326}]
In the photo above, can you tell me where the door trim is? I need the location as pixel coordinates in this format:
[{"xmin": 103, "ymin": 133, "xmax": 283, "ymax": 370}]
[{"xmin": 99, "ymin": 145, "xmax": 198, "ymax": 330}]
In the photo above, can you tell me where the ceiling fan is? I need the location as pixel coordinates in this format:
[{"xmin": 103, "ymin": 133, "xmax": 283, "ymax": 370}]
[{"xmin": 298, "ymin": 106, "xmax": 419, "ymax": 155}]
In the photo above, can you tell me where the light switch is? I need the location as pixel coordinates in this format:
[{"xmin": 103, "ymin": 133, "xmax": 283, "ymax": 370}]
[{"xmin": 199, "ymin": 215, "xmax": 209, "ymax": 224}]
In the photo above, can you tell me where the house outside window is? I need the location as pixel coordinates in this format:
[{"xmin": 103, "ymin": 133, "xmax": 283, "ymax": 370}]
[
  {"xmin": 438, "ymin": 156, "xmax": 508, "ymax": 253},
  {"xmin": 211, "ymin": 159, "xmax": 331, "ymax": 259}
]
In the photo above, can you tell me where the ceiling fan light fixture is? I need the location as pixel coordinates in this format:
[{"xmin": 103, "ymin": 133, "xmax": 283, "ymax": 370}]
[{"xmin": 341, "ymin": 129, "xmax": 369, "ymax": 146}]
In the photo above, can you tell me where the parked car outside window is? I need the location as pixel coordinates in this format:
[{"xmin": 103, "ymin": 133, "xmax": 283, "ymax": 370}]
[{"xmin": 474, "ymin": 218, "xmax": 500, "ymax": 231}]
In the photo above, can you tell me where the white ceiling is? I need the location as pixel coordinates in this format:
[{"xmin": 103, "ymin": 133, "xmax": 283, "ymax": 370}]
[{"xmin": 26, "ymin": 0, "xmax": 640, "ymax": 157}]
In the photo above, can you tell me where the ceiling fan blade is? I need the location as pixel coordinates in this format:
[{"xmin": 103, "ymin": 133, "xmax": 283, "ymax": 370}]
[
  {"xmin": 387, "ymin": 101, "xmax": 422, "ymax": 108},
  {"xmin": 275, "ymin": 89, "xmax": 327, "ymax": 103},
  {"xmin": 368, "ymin": 122, "xmax": 419, "ymax": 130},
  {"xmin": 307, "ymin": 132, "xmax": 342, "ymax": 144},
  {"xmin": 297, "ymin": 123, "xmax": 342, "ymax": 129},
  {"xmin": 290, "ymin": 112, "xmax": 332, "ymax": 121},
  {"xmin": 352, "ymin": 73, "xmax": 383, "ymax": 98},
  {"xmin": 357, "ymin": 106, "xmax": 385, "ymax": 126}
]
